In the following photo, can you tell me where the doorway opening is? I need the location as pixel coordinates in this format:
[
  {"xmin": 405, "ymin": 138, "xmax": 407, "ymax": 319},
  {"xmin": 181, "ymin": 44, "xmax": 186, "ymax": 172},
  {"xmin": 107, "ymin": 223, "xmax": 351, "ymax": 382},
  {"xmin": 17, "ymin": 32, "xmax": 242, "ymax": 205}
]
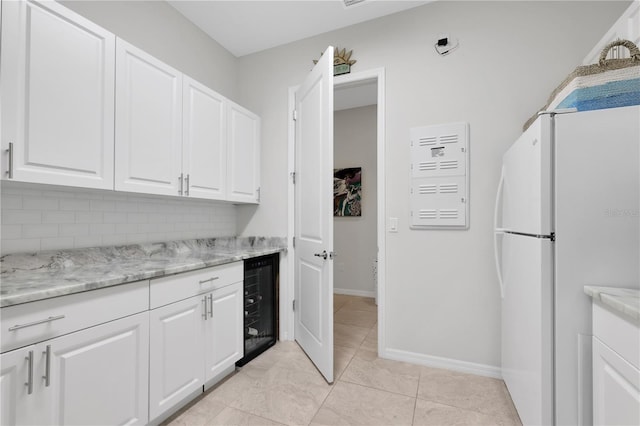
[
  {"xmin": 334, "ymin": 69, "xmax": 386, "ymax": 357},
  {"xmin": 333, "ymin": 78, "xmax": 379, "ymax": 375}
]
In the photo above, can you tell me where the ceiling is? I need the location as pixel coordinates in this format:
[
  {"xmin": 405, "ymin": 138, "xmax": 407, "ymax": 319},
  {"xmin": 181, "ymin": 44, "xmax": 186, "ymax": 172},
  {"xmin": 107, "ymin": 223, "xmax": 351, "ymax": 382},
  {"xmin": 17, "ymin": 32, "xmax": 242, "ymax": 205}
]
[
  {"xmin": 335, "ymin": 79, "xmax": 377, "ymax": 111},
  {"xmin": 167, "ymin": 0, "xmax": 432, "ymax": 57}
]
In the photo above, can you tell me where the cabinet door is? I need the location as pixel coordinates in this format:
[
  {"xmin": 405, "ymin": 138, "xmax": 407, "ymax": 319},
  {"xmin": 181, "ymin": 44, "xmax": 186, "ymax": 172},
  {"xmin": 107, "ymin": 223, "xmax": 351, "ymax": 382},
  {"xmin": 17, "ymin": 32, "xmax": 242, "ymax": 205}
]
[
  {"xmin": 0, "ymin": 345, "xmax": 49, "ymax": 426},
  {"xmin": 227, "ymin": 101, "xmax": 261, "ymax": 204},
  {"xmin": 593, "ymin": 336, "xmax": 640, "ymax": 426},
  {"xmin": 47, "ymin": 312, "xmax": 149, "ymax": 426},
  {"xmin": 183, "ymin": 76, "xmax": 227, "ymax": 200},
  {"xmin": 204, "ymin": 282, "xmax": 244, "ymax": 382},
  {"xmin": 0, "ymin": 0, "xmax": 115, "ymax": 189},
  {"xmin": 149, "ymin": 295, "xmax": 206, "ymax": 421},
  {"xmin": 115, "ymin": 38, "xmax": 183, "ymax": 196}
]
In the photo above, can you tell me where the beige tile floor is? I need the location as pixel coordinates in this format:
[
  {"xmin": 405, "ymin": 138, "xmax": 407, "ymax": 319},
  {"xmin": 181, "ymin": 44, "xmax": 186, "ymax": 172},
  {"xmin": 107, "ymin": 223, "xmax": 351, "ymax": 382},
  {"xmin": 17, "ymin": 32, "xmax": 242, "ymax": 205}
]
[{"xmin": 164, "ymin": 294, "xmax": 522, "ymax": 426}]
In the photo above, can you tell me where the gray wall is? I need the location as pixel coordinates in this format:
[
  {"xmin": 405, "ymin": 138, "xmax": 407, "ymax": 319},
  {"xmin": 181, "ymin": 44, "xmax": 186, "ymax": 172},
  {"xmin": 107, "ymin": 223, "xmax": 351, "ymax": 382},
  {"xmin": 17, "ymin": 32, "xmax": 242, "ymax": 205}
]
[
  {"xmin": 61, "ymin": 0, "xmax": 238, "ymax": 99},
  {"xmin": 234, "ymin": 1, "xmax": 628, "ymax": 371},
  {"xmin": 334, "ymin": 105, "xmax": 378, "ymax": 297}
]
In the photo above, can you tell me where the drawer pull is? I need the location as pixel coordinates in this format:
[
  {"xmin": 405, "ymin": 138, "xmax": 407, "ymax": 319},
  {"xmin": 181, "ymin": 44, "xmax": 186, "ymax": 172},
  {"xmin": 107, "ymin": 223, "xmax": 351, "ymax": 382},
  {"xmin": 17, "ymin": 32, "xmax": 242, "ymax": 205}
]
[
  {"xmin": 8, "ymin": 315, "xmax": 66, "ymax": 332},
  {"xmin": 199, "ymin": 277, "xmax": 219, "ymax": 285},
  {"xmin": 25, "ymin": 350, "xmax": 33, "ymax": 395},
  {"xmin": 43, "ymin": 345, "xmax": 51, "ymax": 387}
]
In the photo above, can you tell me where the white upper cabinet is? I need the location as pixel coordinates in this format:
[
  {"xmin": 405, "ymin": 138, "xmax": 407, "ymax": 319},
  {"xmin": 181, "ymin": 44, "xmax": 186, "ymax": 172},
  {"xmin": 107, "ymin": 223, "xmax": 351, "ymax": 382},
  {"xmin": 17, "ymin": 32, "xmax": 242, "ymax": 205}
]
[
  {"xmin": 0, "ymin": 0, "xmax": 115, "ymax": 189},
  {"xmin": 182, "ymin": 76, "xmax": 227, "ymax": 200},
  {"xmin": 227, "ymin": 101, "xmax": 261, "ymax": 204},
  {"xmin": 1, "ymin": 0, "xmax": 261, "ymax": 203},
  {"xmin": 115, "ymin": 39, "xmax": 183, "ymax": 196}
]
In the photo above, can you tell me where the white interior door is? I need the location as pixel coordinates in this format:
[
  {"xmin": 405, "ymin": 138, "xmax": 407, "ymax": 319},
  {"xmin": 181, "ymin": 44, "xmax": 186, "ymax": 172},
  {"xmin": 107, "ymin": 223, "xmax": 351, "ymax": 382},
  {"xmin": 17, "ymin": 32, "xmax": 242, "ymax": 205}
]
[{"xmin": 294, "ymin": 46, "xmax": 334, "ymax": 383}]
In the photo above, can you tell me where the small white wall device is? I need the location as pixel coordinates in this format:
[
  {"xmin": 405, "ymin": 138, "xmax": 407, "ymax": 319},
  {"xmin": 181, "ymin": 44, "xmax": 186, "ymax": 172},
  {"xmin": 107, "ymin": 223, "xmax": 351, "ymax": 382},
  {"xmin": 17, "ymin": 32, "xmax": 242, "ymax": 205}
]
[{"xmin": 434, "ymin": 34, "xmax": 459, "ymax": 56}]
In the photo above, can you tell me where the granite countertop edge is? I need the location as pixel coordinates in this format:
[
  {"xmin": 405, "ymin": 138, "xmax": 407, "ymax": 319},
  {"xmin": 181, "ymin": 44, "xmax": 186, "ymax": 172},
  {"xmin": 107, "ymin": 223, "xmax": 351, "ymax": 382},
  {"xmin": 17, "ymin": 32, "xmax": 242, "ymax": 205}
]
[
  {"xmin": 1, "ymin": 237, "xmax": 286, "ymax": 308},
  {"xmin": 584, "ymin": 285, "xmax": 640, "ymax": 323}
]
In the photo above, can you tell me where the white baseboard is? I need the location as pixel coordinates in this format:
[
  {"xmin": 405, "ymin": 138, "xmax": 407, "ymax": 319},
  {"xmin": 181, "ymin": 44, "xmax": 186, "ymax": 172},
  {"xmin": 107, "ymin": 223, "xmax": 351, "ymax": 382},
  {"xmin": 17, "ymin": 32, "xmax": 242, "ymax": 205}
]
[
  {"xmin": 334, "ymin": 287, "xmax": 376, "ymax": 298},
  {"xmin": 382, "ymin": 347, "xmax": 503, "ymax": 380}
]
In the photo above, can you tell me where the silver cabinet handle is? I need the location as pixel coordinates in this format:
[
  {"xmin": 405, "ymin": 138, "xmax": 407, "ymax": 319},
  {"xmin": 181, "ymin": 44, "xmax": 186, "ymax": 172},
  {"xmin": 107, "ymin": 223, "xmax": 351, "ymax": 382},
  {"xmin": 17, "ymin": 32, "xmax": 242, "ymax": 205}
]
[
  {"xmin": 185, "ymin": 174, "xmax": 190, "ymax": 196},
  {"xmin": 202, "ymin": 296, "xmax": 208, "ymax": 320},
  {"xmin": 198, "ymin": 277, "xmax": 219, "ymax": 285},
  {"xmin": 25, "ymin": 350, "xmax": 33, "ymax": 395},
  {"xmin": 9, "ymin": 315, "xmax": 66, "ymax": 332},
  {"xmin": 6, "ymin": 142, "xmax": 13, "ymax": 179},
  {"xmin": 208, "ymin": 294, "xmax": 213, "ymax": 319},
  {"xmin": 178, "ymin": 173, "xmax": 184, "ymax": 195},
  {"xmin": 42, "ymin": 345, "xmax": 51, "ymax": 387}
]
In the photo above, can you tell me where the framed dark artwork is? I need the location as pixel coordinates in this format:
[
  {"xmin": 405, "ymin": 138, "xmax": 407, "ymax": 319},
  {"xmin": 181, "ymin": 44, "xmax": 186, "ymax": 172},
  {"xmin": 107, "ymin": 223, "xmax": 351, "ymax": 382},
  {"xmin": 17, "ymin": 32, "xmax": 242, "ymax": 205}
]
[{"xmin": 334, "ymin": 167, "xmax": 362, "ymax": 217}]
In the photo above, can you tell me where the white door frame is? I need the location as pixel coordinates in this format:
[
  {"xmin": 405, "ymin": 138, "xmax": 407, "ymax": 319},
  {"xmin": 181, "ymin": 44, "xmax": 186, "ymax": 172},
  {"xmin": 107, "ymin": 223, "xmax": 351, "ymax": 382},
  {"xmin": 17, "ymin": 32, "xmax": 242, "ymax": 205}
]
[{"xmin": 286, "ymin": 67, "xmax": 386, "ymax": 357}]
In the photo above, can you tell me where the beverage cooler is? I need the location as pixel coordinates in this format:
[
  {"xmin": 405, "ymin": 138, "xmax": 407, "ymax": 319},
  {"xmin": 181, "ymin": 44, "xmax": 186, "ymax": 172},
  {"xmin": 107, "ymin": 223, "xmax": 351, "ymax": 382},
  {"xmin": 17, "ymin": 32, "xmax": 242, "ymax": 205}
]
[{"xmin": 236, "ymin": 253, "xmax": 278, "ymax": 366}]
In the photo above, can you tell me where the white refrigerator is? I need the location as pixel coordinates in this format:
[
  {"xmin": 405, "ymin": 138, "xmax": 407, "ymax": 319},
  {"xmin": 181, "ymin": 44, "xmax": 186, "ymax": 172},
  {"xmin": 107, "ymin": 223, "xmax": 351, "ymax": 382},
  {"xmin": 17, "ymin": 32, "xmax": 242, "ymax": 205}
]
[{"xmin": 494, "ymin": 106, "xmax": 640, "ymax": 426}]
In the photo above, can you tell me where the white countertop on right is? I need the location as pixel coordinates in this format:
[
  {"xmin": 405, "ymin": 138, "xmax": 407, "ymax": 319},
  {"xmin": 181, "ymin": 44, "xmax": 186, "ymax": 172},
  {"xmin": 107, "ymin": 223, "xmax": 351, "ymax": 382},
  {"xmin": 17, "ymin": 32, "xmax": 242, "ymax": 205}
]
[{"xmin": 584, "ymin": 286, "xmax": 640, "ymax": 323}]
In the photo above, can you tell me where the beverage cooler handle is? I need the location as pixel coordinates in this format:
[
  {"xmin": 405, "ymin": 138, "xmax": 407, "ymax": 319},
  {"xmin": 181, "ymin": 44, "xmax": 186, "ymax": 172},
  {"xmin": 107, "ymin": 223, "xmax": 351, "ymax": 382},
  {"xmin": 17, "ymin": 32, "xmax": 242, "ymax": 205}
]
[{"xmin": 493, "ymin": 166, "xmax": 506, "ymax": 299}]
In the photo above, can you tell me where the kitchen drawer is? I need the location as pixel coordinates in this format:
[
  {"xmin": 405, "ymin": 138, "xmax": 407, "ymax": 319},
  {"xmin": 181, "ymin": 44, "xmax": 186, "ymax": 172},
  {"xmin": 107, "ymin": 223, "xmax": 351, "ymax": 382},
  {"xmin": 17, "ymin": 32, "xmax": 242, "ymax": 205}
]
[
  {"xmin": 150, "ymin": 262, "xmax": 243, "ymax": 309},
  {"xmin": 0, "ymin": 280, "xmax": 149, "ymax": 353}
]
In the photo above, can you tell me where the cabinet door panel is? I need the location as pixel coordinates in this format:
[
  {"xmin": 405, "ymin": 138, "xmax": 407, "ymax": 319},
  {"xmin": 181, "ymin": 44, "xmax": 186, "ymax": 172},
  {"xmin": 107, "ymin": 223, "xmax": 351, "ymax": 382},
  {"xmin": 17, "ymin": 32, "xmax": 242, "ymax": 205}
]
[
  {"xmin": 149, "ymin": 296, "xmax": 205, "ymax": 421},
  {"xmin": 0, "ymin": 346, "xmax": 48, "ymax": 426},
  {"xmin": 49, "ymin": 312, "xmax": 149, "ymax": 426},
  {"xmin": 183, "ymin": 76, "xmax": 227, "ymax": 200},
  {"xmin": 115, "ymin": 38, "xmax": 182, "ymax": 196},
  {"xmin": 593, "ymin": 336, "xmax": 640, "ymax": 426},
  {"xmin": 227, "ymin": 101, "xmax": 260, "ymax": 203},
  {"xmin": 1, "ymin": 0, "xmax": 115, "ymax": 189},
  {"xmin": 205, "ymin": 282, "xmax": 243, "ymax": 381}
]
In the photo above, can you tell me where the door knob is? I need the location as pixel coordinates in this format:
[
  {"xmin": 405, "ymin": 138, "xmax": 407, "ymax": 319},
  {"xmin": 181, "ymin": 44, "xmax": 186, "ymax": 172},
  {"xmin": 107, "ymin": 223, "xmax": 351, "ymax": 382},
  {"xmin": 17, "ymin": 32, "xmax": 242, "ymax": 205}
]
[{"xmin": 314, "ymin": 250, "xmax": 328, "ymax": 260}]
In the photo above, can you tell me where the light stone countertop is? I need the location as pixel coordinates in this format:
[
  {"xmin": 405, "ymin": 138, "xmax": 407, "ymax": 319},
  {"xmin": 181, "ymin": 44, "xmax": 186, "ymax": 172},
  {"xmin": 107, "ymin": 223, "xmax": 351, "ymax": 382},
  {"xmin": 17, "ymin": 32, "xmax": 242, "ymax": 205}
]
[
  {"xmin": 0, "ymin": 237, "xmax": 286, "ymax": 308},
  {"xmin": 584, "ymin": 286, "xmax": 640, "ymax": 323}
]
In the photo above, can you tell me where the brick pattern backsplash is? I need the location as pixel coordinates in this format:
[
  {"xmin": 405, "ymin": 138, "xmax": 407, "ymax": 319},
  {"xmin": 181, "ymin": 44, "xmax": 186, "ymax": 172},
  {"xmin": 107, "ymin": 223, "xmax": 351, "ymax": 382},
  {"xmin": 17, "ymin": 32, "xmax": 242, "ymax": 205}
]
[{"xmin": 1, "ymin": 182, "xmax": 237, "ymax": 255}]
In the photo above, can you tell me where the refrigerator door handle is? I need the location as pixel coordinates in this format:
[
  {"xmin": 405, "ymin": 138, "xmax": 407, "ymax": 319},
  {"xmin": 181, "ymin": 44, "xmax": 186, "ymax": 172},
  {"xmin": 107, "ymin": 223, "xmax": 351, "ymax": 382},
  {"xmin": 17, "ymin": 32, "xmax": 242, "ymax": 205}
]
[{"xmin": 494, "ymin": 166, "xmax": 506, "ymax": 298}]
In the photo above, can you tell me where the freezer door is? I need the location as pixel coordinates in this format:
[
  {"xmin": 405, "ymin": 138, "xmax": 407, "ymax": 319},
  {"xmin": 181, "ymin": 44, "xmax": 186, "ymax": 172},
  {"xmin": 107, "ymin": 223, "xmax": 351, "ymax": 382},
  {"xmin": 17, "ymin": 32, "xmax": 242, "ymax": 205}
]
[
  {"xmin": 501, "ymin": 233, "xmax": 553, "ymax": 426},
  {"xmin": 554, "ymin": 105, "xmax": 640, "ymax": 426},
  {"xmin": 502, "ymin": 116, "xmax": 553, "ymax": 235}
]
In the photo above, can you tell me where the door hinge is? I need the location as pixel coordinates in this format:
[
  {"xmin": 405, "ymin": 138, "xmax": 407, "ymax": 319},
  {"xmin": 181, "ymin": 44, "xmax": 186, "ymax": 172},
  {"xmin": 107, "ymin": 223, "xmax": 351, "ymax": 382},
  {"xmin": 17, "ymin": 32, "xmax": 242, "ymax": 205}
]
[
  {"xmin": 292, "ymin": 300, "xmax": 296, "ymax": 311},
  {"xmin": 292, "ymin": 110, "xmax": 298, "ymax": 121},
  {"xmin": 292, "ymin": 236, "xmax": 295, "ymax": 248},
  {"xmin": 290, "ymin": 171, "xmax": 296, "ymax": 184}
]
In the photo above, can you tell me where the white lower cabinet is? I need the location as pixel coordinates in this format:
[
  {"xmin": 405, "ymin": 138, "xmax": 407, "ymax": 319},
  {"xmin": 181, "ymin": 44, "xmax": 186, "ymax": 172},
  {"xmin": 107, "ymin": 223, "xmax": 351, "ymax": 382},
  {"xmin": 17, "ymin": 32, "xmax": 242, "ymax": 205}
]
[
  {"xmin": 149, "ymin": 295, "xmax": 206, "ymax": 421},
  {"xmin": 0, "ymin": 344, "xmax": 48, "ymax": 426},
  {"xmin": 0, "ymin": 312, "xmax": 149, "ymax": 426},
  {"xmin": 148, "ymin": 263, "xmax": 244, "ymax": 422},
  {"xmin": 0, "ymin": 262, "xmax": 247, "ymax": 425},
  {"xmin": 592, "ymin": 302, "xmax": 640, "ymax": 426},
  {"xmin": 593, "ymin": 337, "xmax": 640, "ymax": 426},
  {"xmin": 205, "ymin": 282, "xmax": 244, "ymax": 382}
]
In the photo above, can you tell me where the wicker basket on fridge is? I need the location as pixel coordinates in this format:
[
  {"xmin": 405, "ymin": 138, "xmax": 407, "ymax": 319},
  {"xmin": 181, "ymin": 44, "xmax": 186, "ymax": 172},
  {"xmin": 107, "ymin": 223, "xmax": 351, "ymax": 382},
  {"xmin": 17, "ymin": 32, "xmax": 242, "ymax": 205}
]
[{"xmin": 523, "ymin": 39, "xmax": 640, "ymax": 131}]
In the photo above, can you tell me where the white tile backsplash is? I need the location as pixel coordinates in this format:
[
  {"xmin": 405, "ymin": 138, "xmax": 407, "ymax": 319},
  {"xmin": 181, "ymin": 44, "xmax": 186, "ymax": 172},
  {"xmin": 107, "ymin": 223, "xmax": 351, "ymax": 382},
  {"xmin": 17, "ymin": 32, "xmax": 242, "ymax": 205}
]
[{"xmin": 1, "ymin": 182, "xmax": 237, "ymax": 254}]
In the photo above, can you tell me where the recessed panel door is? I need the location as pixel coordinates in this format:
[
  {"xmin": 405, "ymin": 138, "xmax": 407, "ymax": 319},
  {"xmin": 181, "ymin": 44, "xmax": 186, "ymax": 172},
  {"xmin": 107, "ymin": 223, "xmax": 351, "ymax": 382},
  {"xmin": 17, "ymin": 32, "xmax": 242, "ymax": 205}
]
[
  {"xmin": 294, "ymin": 46, "xmax": 334, "ymax": 384},
  {"xmin": 115, "ymin": 38, "xmax": 182, "ymax": 196},
  {"xmin": 49, "ymin": 312, "xmax": 149, "ymax": 426},
  {"xmin": 1, "ymin": 0, "xmax": 115, "ymax": 189},
  {"xmin": 183, "ymin": 76, "xmax": 227, "ymax": 200},
  {"xmin": 149, "ymin": 297, "xmax": 205, "ymax": 421}
]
